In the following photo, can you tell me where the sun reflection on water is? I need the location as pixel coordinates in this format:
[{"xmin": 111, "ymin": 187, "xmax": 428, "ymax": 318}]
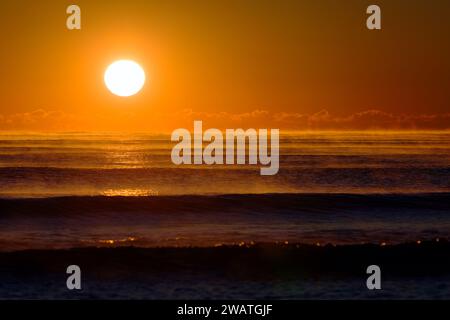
[
  {"xmin": 97, "ymin": 237, "xmax": 138, "ymax": 245},
  {"xmin": 101, "ymin": 189, "xmax": 159, "ymax": 197}
]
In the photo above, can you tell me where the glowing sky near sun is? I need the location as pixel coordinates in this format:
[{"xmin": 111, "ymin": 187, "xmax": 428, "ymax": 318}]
[{"xmin": 0, "ymin": 0, "xmax": 449, "ymax": 131}]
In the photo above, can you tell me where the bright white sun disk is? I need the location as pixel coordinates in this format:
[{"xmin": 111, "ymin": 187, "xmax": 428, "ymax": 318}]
[{"xmin": 104, "ymin": 60, "xmax": 146, "ymax": 97}]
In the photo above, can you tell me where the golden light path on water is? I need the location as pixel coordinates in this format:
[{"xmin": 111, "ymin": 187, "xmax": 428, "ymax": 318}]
[
  {"xmin": 87, "ymin": 239, "xmax": 437, "ymax": 249},
  {"xmin": 101, "ymin": 188, "xmax": 159, "ymax": 197}
]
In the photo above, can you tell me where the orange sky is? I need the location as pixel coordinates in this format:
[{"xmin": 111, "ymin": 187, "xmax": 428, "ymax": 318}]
[{"xmin": 0, "ymin": 0, "xmax": 449, "ymax": 131}]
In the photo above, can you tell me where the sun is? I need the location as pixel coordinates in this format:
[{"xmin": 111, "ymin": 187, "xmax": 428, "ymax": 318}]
[{"xmin": 104, "ymin": 60, "xmax": 146, "ymax": 97}]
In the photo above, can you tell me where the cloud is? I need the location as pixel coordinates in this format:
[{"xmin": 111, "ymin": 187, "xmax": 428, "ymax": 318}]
[
  {"xmin": 0, "ymin": 109, "xmax": 80, "ymax": 131},
  {"xmin": 302, "ymin": 109, "xmax": 450, "ymax": 130},
  {"xmin": 1, "ymin": 108, "xmax": 450, "ymax": 131},
  {"xmin": 0, "ymin": 109, "xmax": 137, "ymax": 132},
  {"xmin": 162, "ymin": 108, "xmax": 450, "ymax": 130}
]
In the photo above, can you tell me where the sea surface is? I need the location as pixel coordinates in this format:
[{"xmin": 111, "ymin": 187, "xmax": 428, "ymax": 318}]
[
  {"xmin": 0, "ymin": 131, "xmax": 450, "ymax": 299},
  {"xmin": 0, "ymin": 131, "xmax": 449, "ymax": 251},
  {"xmin": 0, "ymin": 131, "xmax": 449, "ymax": 197}
]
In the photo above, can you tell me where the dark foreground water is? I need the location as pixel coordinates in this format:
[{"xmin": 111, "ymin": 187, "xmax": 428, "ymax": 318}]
[
  {"xmin": 0, "ymin": 193, "xmax": 449, "ymax": 251},
  {"xmin": 0, "ymin": 193, "xmax": 449, "ymax": 299},
  {"xmin": 0, "ymin": 242, "xmax": 449, "ymax": 299}
]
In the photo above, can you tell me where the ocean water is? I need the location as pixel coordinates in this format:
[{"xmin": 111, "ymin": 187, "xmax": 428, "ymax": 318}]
[
  {"xmin": 0, "ymin": 131, "xmax": 449, "ymax": 251},
  {"xmin": 0, "ymin": 131, "xmax": 449, "ymax": 197}
]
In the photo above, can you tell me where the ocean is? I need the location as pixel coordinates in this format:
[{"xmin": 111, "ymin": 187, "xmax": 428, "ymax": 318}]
[
  {"xmin": 0, "ymin": 131, "xmax": 449, "ymax": 197},
  {"xmin": 0, "ymin": 131, "xmax": 449, "ymax": 299}
]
